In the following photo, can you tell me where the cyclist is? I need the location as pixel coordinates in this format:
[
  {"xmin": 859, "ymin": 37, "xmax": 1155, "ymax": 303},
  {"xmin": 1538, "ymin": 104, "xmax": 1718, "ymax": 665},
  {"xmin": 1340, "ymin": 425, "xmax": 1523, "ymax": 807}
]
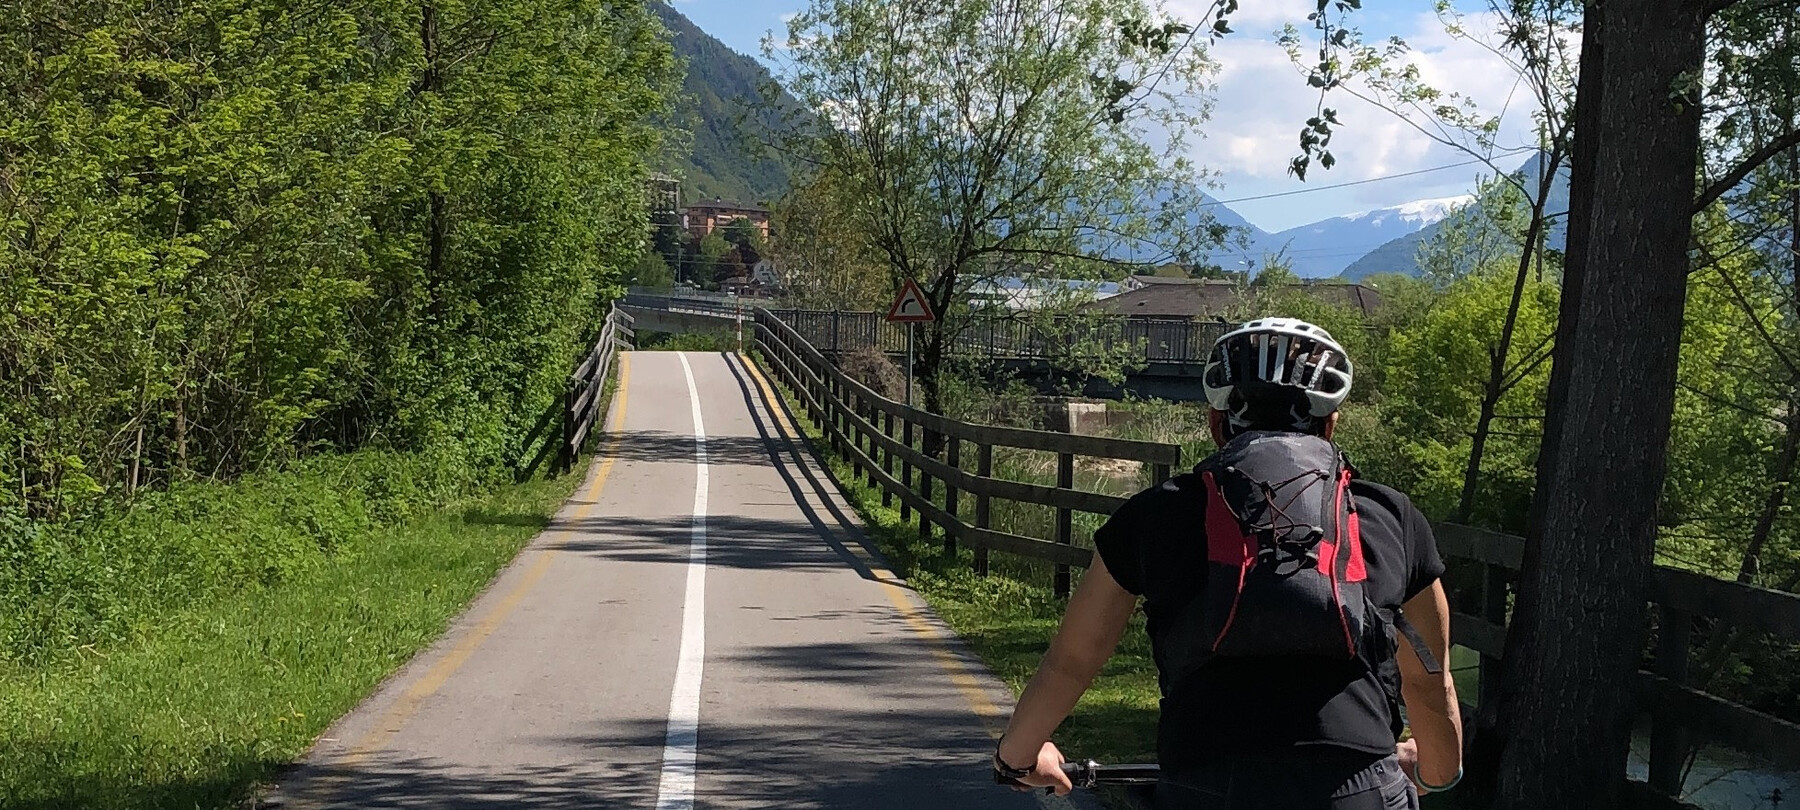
[{"xmin": 992, "ymin": 318, "xmax": 1463, "ymax": 809}]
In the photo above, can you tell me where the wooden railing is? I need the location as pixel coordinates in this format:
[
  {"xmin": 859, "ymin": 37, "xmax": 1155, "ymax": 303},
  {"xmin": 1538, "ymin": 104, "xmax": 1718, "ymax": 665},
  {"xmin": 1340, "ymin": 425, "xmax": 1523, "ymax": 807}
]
[
  {"xmin": 752, "ymin": 306, "xmax": 1800, "ymax": 805},
  {"xmin": 1437, "ymin": 524, "xmax": 1800, "ymax": 804},
  {"xmin": 558, "ymin": 304, "xmax": 634, "ymax": 474},
  {"xmin": 755, "ymin": 308, "xmax": 1180, "ymax": 598}
]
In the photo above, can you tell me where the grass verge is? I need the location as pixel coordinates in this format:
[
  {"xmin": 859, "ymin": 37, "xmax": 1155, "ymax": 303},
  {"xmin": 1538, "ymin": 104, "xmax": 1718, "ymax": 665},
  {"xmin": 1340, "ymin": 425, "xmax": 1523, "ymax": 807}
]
[
  {"xmin": 757, "ymin": 359, "xmax": 1476, "ymax": 809},
  {"xmin": 0, "ymin": 461, "xmax": 588, "ymax": 810}
]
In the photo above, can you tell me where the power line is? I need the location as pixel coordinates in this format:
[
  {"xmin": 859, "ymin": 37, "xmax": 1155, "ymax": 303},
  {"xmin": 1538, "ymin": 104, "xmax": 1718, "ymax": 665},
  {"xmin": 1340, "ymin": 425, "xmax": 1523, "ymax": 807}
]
[{"xmin": 1203, "ymin": 149, "xmax": 1538, "ymax": 207}]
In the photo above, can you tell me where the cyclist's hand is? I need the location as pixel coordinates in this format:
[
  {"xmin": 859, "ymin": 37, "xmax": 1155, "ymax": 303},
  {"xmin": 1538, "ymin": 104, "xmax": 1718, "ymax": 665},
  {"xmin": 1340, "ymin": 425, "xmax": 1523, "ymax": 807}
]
[
  {"xmin": 1397, "ymin": 738, "xmax": 1421, "ymax": 786},
  {"xmin": 1012, "ymin": 741, "xmax": 1073, "ymax": 796}
]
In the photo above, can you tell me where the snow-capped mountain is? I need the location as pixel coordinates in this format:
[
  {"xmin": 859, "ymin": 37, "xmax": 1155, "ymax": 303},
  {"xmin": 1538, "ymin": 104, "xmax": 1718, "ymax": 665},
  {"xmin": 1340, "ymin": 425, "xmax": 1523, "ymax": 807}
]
[
  {"xmin": 1342, "ymin": 152, "xmax": 1573, "ymax": 281},
  {"xmin": 1209, "ymin": 195, "xmax": 1473, "ymax": 279}
]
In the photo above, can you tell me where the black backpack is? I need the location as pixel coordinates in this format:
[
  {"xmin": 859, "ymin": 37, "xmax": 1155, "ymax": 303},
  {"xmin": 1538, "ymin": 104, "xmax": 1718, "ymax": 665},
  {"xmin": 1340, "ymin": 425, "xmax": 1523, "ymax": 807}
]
[{"xmin": 1158, "ymin": 431, "xmax": 1440, "ymax": 711}]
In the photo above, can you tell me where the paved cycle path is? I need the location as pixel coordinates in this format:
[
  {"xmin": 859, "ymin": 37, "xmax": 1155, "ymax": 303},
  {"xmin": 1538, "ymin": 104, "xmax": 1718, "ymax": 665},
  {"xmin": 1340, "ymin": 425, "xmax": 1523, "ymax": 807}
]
[{"xmin": 267, "ymin": 351, "xmax": 1083, "ymax": 810}]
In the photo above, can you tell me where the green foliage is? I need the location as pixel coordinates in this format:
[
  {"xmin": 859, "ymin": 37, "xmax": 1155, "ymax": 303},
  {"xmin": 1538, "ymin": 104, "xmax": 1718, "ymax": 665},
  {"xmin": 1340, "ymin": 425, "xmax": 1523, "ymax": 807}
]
[
  {"xmin": 1380, "ymin": 271, "xmax": 1558, "ymax": 529},
  {"xmin": 0, "ymin": 456, "xmax": 583, "ymax": 808},
  {"xmin": 634, "ymin": 252, "xmax": 677, "ymax": 289},
  {"xmin": 1, "ymin": 0, "xmax": 675, "ymax": 524},
  {"xmin": 0, "ymin": 448, "xmax": 484, "ymax": 664}
]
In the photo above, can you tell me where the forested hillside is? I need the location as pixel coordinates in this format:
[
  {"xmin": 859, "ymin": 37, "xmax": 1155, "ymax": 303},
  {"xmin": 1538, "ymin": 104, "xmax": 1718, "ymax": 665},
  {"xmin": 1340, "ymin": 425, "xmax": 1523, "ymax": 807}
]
[{"xmin": 652, "ymin": 4, "xmax": 795, "ymax": 204}]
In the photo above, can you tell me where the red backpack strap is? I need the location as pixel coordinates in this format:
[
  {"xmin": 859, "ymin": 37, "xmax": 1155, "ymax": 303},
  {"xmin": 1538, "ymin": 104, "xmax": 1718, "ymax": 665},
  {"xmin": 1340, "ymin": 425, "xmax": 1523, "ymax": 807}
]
[
  {"xmin": 1341, "ymin": 466, "xmax": 1368, "ymax": 583},
  {"xmin": 1201, "ymin": 470, "xmax": 1255, "ymax": 651}
]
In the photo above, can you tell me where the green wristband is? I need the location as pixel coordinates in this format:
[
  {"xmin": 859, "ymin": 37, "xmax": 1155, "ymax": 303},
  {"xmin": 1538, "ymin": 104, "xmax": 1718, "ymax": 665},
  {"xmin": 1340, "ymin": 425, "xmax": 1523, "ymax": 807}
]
[{"xmin": 1417, "ymin": 766, "xmax": 1463, "ymax": 793}]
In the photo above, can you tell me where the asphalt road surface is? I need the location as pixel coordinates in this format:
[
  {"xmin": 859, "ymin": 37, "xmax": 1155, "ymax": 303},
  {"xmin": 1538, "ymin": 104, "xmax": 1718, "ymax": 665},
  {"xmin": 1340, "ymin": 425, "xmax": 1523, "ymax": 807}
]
[{"xmin": 266, "ymin": 351, "xmax": 1088, "ymax": 810}]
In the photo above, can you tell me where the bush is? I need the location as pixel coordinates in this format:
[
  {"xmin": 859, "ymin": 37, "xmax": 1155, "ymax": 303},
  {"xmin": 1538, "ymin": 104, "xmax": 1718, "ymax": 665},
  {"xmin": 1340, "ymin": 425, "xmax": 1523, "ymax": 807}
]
[
  {"xmin": 842, "ymin": 347, "xmax": 906, "ymax": 400},
  {"xmin": 0, "ymin": 448, "xmax": 486, "ymax": 665}
]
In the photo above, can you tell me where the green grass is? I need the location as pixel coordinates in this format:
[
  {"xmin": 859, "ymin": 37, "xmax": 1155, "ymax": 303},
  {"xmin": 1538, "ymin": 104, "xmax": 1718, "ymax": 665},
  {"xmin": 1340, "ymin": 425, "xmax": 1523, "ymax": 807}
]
[
  {"xmin": 635, "ymin": 330, "xmax": 741, "ymax": 352},
  {"xmin": 763, "ymin": 367, "xmax": 1477, "ymax": 809},
  {"xmin": 0, "ymin": 462, "xmax": 587, "ymax": 810}
]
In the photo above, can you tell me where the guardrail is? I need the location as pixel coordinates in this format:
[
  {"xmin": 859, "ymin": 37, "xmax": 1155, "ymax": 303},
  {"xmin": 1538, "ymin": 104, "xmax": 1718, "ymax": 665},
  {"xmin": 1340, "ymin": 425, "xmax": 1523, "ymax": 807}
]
[
  {"xmin": 559, "ymin": 304, "xmax": 634, "ymax": 474},
  {"xmin": 749, "ymin": 305, "xmax": 1800, "ymax": 806}
]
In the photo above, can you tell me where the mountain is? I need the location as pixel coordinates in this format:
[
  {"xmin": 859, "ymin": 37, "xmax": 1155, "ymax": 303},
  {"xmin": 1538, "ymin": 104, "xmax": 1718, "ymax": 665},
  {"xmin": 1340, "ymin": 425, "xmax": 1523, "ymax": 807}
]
[
  {"xmin": 653, "ymin": 5, "xmax": 796, "ymax": 205},
  {"xmin": 1265, "ymin": 197, "xmax": 1471, "ymax": 278},
  {"xmin": 1202, "ymin": 195, "xmax": 1467, "ymax": 279},
  {"xmin": 1341, "ymin": 152, "xmax": 1573, "ymax": 281}
]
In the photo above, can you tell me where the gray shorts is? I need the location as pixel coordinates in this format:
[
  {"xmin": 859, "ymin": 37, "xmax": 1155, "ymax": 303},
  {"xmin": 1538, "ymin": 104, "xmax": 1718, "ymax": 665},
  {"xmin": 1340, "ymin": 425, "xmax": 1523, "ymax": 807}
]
[{"xmin": 1153, "ymin": 753, "xmax": 1420, "ymax": 810}]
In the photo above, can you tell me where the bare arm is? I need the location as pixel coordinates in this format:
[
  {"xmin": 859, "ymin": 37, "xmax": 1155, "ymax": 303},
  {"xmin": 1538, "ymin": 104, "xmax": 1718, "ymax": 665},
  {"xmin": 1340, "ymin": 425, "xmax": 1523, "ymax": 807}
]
[
  {"xmin": 996, "ymin": 550, "xmax": 1137, "ymax": 793},
  {"xmin": 1399, "ymin": 579, "xmax": 1463, "ymax": 787}
]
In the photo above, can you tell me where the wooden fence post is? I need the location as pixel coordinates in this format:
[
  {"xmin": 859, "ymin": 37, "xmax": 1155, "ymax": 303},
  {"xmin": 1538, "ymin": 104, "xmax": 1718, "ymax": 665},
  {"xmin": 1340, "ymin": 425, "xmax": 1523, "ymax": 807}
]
[
  {"xmin": 976, "ymin": 444, "xmax": 993, "ymax": 576},
  {"xmin": 901, "ymin": 420, "xmax": 914, "ymax": 523},
  {"xmin": 1478, "ymin": 563, "xmax": 1509, "ymax": 709},
  {"xmin": 919, "ymin": 427, "xmax": 936, "ymax": 541},
  {"xmin": 1649, "ymin": 604, "xmax": 1693, "ymax": 796},
  {"xmin": 559, "ymin": 379, "xmax": 576, "ymax": 475},
  {"xmin": 1055, "ymin": 451, "xmax": 1075, "ymax": 598},
  {"xmin": 943, "ymin": 436, "xmax": 961, "ymax": 555},
  {"xmin": 882, "ymin": 411, "xmax": 896, "ymax": 508}
]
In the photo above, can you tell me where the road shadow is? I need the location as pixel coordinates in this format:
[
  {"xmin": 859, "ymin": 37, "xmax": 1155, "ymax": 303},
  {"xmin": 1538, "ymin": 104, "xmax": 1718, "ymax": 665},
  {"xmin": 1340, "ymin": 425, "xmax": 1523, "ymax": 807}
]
[
  {"xmin": 552, "ymin": 513, "xmax": 876, "ymax": 577},
  {"xmin": 262, "ymin": 756, "xmax": 657, "ymax": 809}
]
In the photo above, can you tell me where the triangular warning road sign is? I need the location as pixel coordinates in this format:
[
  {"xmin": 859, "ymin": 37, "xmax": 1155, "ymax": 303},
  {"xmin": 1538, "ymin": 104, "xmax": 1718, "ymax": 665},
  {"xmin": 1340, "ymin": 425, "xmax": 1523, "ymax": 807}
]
[{"xmin": 884, "ymin": 279, "xmax": 937, "ymax": 323}]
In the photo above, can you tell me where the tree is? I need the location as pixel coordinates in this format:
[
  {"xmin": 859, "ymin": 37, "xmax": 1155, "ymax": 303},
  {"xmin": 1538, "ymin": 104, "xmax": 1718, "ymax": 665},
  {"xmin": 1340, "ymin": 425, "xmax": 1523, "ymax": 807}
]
[
  {"xmin": 634, "ymin": 252, "xmax": 677, "ymax": 289},
  {"xmin": 722, "ymin": 218, "xmax": 767, "ymax": 267},
  {"xmin": 1209, "ymin": 0, "xmax": 1796, "ymax": 806},
  {"xmin": 696, "ymin": 230, "xmax": 734, "ymax": 285},
  {"xmin": 0, "ymin": 0, "xmax": 677, "ymax": 517},
  {"xmin": 773, "ymin": 0, "xmax": 1218, "ymax": 416},
  {"xmin": 1249, "ymin": 263, "xmax": 1300, "ymax": 287},
  {"xmin": 770, "ymin": 167, "xmax": 890, "ymax": 309}
]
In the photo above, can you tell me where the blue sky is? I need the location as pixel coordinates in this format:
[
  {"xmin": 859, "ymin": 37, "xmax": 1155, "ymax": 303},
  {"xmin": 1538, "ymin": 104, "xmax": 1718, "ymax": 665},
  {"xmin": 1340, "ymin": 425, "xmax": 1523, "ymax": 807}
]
[{"xmin": 669, "ymin": 0, "xmax": 1545, "ymax": 234}]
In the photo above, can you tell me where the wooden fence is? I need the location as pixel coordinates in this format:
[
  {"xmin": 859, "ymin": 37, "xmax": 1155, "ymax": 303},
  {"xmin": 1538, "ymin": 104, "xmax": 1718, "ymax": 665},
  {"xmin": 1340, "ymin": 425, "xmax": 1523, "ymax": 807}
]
[
  {"xmin": 558, "ymin": 304, "xmax": 634, "ymax": 473},
  {"xmin": 755, "ymin": 307, "xmax": 1180, "ymax": 598},
  {"xmin": 752, "ymin": 306, "xmax": 1800, "ymax": 806}
]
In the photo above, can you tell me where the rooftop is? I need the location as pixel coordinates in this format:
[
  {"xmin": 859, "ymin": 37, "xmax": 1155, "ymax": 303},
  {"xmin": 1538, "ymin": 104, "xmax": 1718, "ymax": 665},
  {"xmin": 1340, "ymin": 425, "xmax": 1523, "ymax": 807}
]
[{"xmin": 683, "ymin": 197, "xmax": 770, "ymax": 214}]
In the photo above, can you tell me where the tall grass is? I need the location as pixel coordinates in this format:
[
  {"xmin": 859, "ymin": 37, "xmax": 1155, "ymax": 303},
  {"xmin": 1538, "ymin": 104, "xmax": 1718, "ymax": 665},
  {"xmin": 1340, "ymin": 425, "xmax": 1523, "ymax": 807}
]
[{"xmin": 0, "ymin": 451, "xmax": 588, "ymax": 809}]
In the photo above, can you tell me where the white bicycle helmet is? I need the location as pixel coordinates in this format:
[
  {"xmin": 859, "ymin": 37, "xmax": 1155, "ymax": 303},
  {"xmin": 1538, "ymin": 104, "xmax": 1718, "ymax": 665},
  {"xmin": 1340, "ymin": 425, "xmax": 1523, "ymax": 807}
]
[{"xmin": 1203, "ymin": 318, "xmax": 1354, "ymax": 434}]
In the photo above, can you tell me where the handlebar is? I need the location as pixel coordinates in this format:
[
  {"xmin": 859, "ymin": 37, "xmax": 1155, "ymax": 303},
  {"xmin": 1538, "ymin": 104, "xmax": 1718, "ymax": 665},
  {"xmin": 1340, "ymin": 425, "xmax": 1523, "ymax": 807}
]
[{"xmin": 996, "ymin": 759, "xmax": 1161, "ymax": 790}]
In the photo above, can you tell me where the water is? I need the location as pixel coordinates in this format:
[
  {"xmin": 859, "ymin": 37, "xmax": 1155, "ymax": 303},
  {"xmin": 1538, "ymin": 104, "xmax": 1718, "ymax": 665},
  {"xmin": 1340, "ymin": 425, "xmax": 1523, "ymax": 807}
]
[{"xmin": 1625, "ymin": 730, "xmax": 1798, "ymax": 810}]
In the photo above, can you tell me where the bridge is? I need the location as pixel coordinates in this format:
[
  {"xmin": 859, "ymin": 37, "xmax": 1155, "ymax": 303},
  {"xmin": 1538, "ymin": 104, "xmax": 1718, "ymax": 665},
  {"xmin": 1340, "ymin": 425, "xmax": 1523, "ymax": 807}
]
[
  {"xmin": 264, "ymin": 306, "xmax": 1800, "ymax": 810},
  {"xmin": 619, "ymin": 290, "xmax": 1228, "ymax": 402}
]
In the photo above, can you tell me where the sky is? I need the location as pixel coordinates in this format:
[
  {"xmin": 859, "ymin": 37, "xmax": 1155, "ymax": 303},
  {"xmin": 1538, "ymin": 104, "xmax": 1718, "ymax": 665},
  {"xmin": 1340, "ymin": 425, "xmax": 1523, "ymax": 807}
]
[{"xmin": 669, "ymin": 0, "xmax": 1552, "ymax": 233}]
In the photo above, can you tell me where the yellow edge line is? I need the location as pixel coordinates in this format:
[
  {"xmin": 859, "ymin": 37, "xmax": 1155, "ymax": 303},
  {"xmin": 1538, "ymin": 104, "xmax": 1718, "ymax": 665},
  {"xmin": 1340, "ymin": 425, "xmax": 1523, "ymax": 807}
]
[
  {"xmin": 737, "ymin": 353, "xmax": 1008, "ymax": 737},
  {"xmin": 340, "ymin": 352, "xmax": 634, "ymax": 764}
]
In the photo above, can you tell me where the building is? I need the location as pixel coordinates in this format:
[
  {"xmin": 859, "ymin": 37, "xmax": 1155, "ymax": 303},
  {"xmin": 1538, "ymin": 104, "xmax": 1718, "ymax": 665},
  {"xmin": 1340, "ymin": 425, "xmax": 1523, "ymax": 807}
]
[
  {"xmin": 680, "ymin": 197, "xmax": 771, "ymax": 240},
  {"xmin": 1083, "ymin": 277, "xmax": 1384, "ymax": 320}
]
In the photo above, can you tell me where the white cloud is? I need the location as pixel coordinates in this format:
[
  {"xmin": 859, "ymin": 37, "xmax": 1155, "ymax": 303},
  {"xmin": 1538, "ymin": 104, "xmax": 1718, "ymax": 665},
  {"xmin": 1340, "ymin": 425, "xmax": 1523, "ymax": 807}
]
[{"xmin": 1191, "ymin": 8, "xmax": 1564, "ymax": 229}]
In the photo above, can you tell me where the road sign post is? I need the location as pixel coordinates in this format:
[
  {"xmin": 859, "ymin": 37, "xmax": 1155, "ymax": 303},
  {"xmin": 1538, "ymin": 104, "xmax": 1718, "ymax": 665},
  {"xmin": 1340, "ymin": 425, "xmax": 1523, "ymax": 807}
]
[{"xmin": 884, "ymin": 280, "xmax": 936, "ymax": 409}]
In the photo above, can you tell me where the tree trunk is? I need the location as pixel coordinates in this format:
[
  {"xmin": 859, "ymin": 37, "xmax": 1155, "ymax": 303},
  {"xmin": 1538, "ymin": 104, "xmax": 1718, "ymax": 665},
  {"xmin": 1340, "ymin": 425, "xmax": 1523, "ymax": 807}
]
[
  {"xmin": 1491, "ymin": 5, "xmax": 1707, "ymax": 809},
  {"xmin": 1475, "ymin": 7, "xmax": 1609, "ymax": 790}
]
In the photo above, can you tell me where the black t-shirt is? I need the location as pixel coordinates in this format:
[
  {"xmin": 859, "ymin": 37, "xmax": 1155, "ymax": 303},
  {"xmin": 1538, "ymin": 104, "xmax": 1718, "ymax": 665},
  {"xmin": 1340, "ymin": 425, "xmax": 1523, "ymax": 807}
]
[{"xmin": 1093, "ymin": 466, "xmax": 1445, "ymax": 768}]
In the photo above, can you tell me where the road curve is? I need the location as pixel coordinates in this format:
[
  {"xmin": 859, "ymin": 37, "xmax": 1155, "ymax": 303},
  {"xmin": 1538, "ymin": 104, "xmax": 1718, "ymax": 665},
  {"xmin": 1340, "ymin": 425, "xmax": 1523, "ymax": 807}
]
[{"xmin": 265, "ymin": 351, "xmax": 1087, "ymax": 810}]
